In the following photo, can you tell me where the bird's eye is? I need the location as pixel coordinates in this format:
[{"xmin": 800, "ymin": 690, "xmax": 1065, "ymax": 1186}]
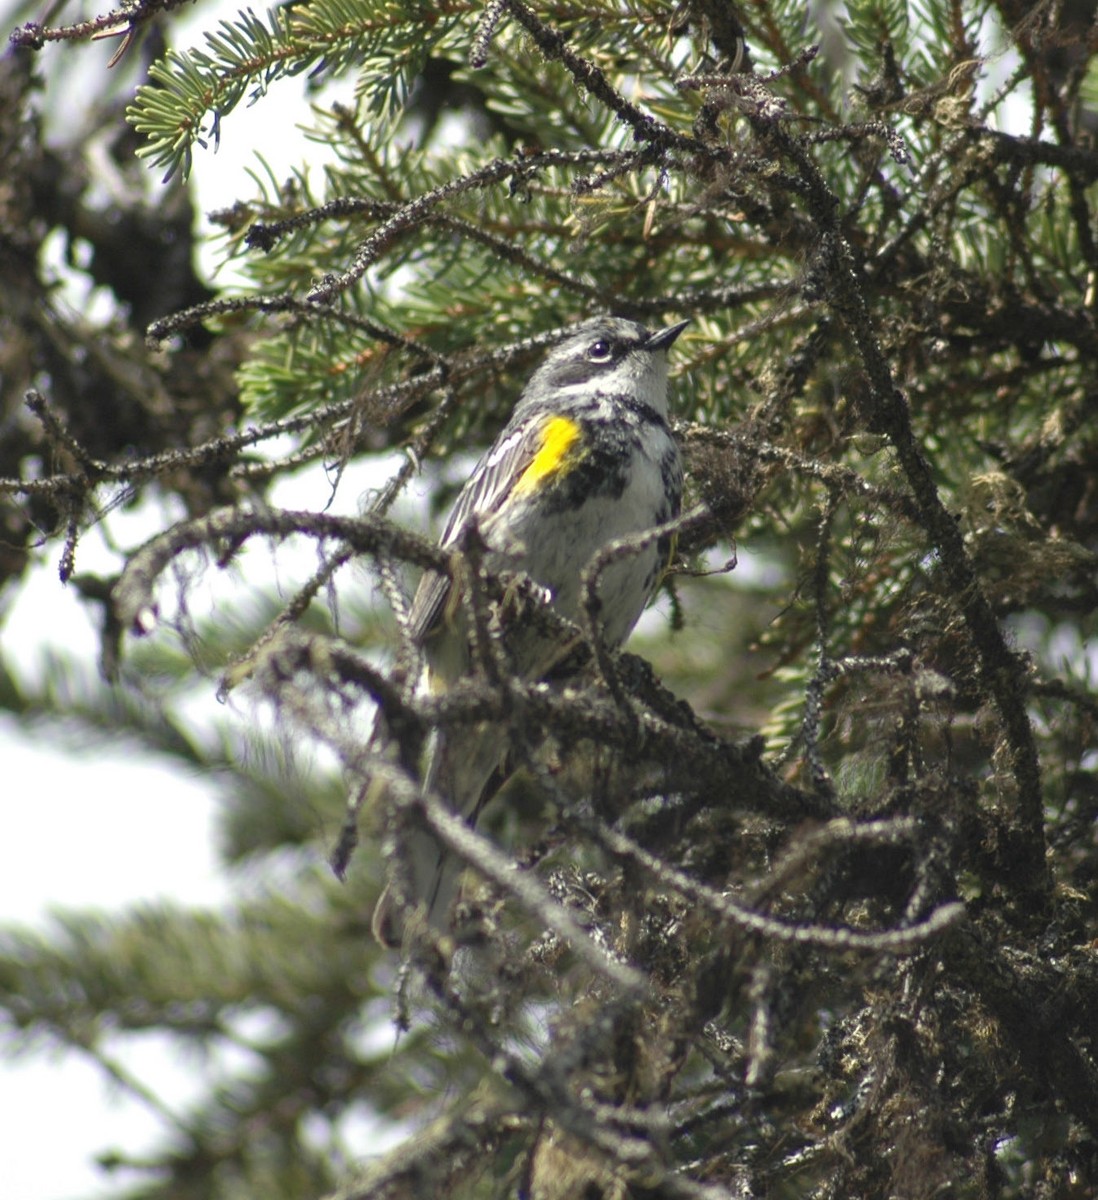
[{"xmin": 588, "ymin": 338, "xmax": 612, "ymax": 361}]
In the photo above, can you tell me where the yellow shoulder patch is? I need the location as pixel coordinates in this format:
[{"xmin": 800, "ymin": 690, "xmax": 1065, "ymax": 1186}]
[{"xmin": 512, "ymin": 415, "xmax": 582, "ymax": 497}]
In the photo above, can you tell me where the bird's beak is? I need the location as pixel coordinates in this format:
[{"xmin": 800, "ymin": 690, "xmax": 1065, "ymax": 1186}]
[{"xmin": 644, "ymin": 319, "xmax": 690, "ymax": 352}]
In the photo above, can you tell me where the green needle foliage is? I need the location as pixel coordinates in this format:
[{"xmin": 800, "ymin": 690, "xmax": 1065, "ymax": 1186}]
[{"xmin": 3, "ymin": 0, "xmax": 1098, "ymax": 1198}]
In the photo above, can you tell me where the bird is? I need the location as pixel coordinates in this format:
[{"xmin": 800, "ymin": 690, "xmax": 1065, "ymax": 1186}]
[{"xmin": 369, "ymin": 314, "xmax": 688, "ymax": 947}]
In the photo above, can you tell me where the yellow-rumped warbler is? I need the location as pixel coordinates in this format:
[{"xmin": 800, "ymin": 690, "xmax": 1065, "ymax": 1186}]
[{"xmin": 371, "ymin": 315, "xmax": 688, "ymax": 946}]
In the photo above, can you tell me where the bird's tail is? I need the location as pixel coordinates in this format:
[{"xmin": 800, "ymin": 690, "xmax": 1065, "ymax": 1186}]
[{"xmin": 370, "ymin": 725, "xmax": 505, "ymax": 948}]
